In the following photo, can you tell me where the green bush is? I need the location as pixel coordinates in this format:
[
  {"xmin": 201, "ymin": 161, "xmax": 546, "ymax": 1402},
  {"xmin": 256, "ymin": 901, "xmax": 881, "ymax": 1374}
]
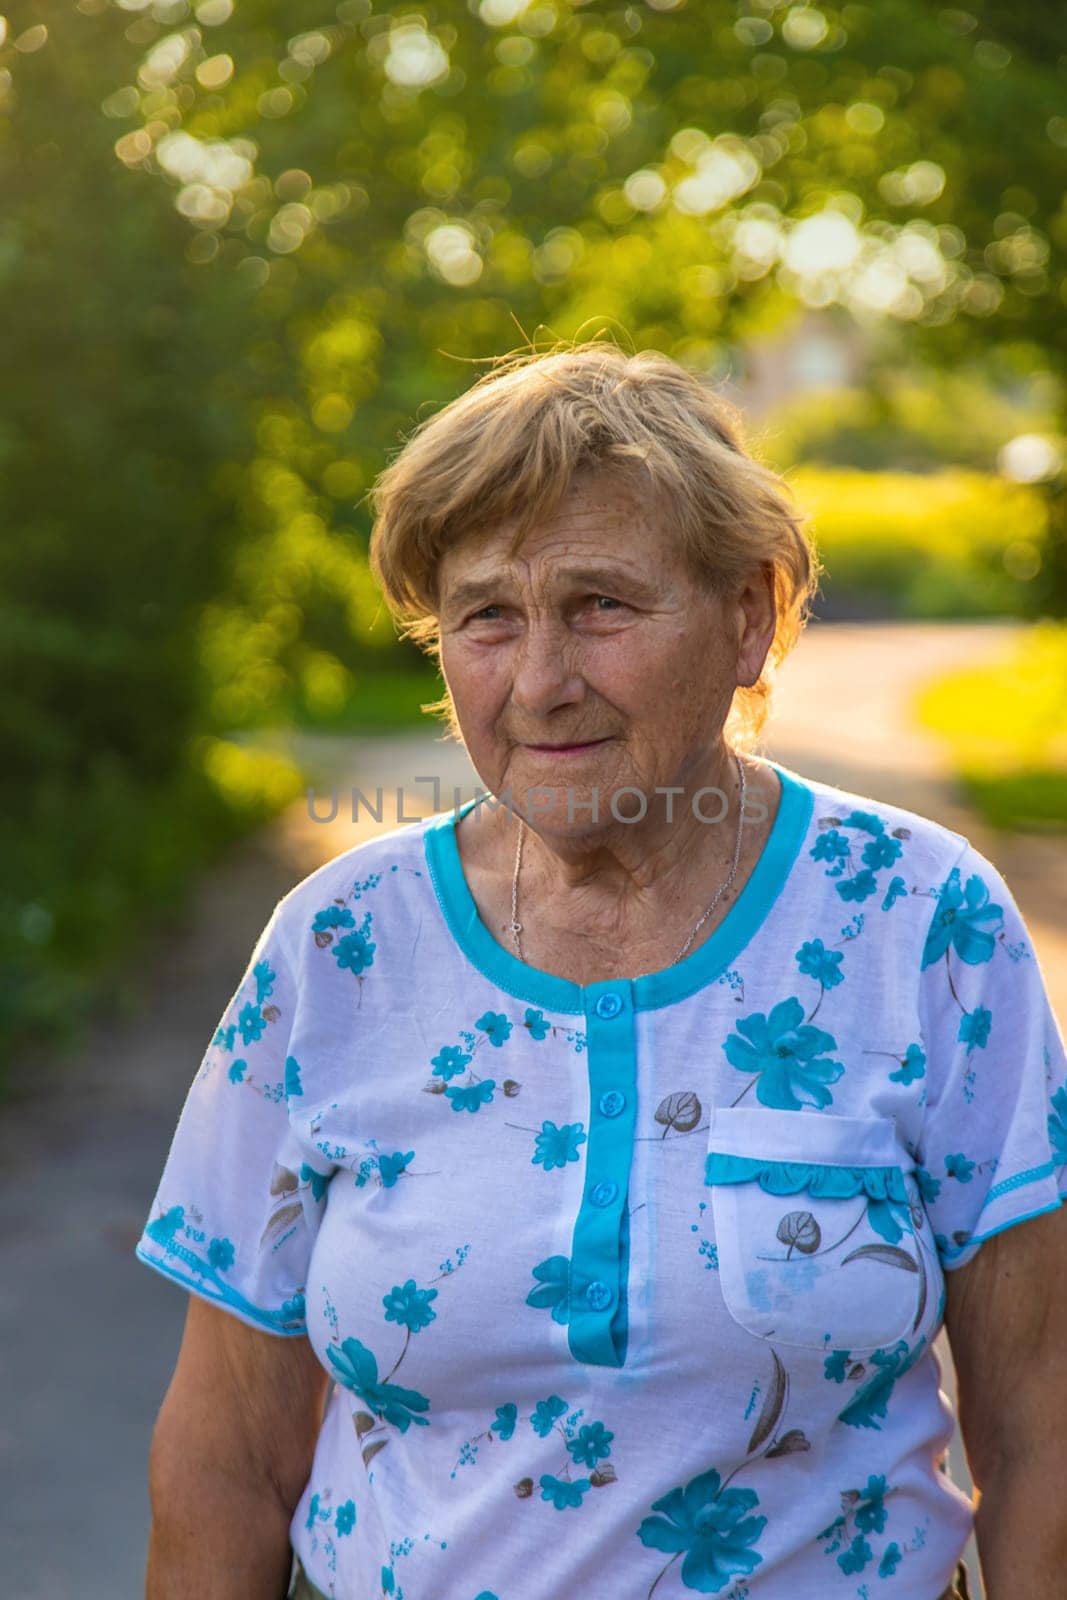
[
  {"xmin": 0, "ymin": 742, "xmax": 303, "ymax": 1078},
  {"xmin": 915, "ymin": 622, "xmax": 1067, "ymax": 831},
  {"xmin": 791, "ymin": 468, "xmax": 1047, "ymax": 619}
]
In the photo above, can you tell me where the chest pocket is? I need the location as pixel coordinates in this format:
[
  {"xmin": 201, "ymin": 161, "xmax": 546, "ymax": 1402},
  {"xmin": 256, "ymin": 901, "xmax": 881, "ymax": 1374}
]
[{"xmin": 706, "ymin": 1107, "xmax": 931, "ymax": 1353}]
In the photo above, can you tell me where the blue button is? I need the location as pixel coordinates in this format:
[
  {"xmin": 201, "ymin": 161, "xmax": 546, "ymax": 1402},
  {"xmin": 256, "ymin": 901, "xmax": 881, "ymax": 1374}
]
[
  {"xmin": 585, "ymin": 1280, "xmax": 613, "ymax": 1311},
  {"xmin": 598, "ymin": 1089, "xmax": 626, "ymax": 1118},
  {"xmin": 589, "ymin": 1180, "xmax": 618, "ymax": 1208},
  {"xmin": 595, "ymin": 992, "xmax": 623, "ymax": 1019}
]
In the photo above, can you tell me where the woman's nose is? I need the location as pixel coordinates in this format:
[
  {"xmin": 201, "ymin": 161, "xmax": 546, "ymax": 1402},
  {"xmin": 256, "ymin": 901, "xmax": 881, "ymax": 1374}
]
[{"xmin": 509, "ymin": 620, "xmax": 585, "ymax": 717}]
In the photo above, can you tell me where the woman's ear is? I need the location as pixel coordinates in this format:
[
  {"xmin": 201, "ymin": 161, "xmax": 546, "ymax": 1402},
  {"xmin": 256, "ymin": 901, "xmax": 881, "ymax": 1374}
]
[{"xmin": 734, "ymin": 562, "xmax": 778, "ymax": 690}]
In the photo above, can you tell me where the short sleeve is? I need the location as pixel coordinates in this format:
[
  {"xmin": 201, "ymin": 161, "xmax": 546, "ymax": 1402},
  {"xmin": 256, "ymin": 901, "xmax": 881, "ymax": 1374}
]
[
  {"xmin": 135, "ymin": 896, "xmax": 333, "ymax": 1336},
  {"xmin": 917, "ymin": 837, "xmax": 1067, "ymax": 1270}
]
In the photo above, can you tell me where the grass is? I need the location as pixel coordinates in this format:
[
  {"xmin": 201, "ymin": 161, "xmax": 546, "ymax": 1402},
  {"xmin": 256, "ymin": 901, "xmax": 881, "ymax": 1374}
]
[
  {"xmin": 286, "ymin": 663, "xmax": 447, "ymax": 733},
  {"xmin": 791, "ymin": 467, "xmax": 1046, "ymax": 619},
  {"xmin": 914, "ymin": 621, "xmax": 1067, "ymax": 831}
]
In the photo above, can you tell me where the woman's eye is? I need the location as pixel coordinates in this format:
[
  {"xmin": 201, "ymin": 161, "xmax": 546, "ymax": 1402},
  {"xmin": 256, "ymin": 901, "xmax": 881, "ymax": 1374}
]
[
  {"xmin": 471, "ymin": 605, "xmax": 502, "ymax": 621},
  {"xmin": 592, "ymin": 595, "xmax": 622, "ymax": 611}
]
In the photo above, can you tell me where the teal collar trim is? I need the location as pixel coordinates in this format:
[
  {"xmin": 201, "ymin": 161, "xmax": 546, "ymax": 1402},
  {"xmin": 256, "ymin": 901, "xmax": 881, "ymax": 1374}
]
[{"xmin": 422, "ymin": 761, "xmax": 813, "ymax": 1015}]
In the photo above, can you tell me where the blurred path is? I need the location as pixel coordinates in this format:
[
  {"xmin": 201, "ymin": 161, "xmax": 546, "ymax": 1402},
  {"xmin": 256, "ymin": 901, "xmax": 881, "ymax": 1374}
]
[
  {"xmin": 2, "ymin": 619, "xmax": 1061, "ymax": 1597},
  {"xmin": 765, "ymin": 619, "xmax": 1067, "ymax": 1022}
]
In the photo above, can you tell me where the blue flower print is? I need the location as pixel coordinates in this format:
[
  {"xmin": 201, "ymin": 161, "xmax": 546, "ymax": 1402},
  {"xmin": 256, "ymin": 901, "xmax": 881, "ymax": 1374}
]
[
  {"xmin": 944, "ymin": 1152, "xmax": 975, "ymax": 1183},
  {"xmin": 284, "ymin": 1055, "xmax": 303, "ymax": 1098},
  {"xmin": 811, "ymin": 830, "xmax": 850, "ymax": 869},
  {"xmin": 432, "ymin": 1045, "xmax": 471, "ymax": 1080},
  {"xmin": 213, "ymin": 1022, "xmax": 236, "ymax": 1051},
  {"xmin": 207, "ymin": 1237, "xmax": 235, "ymax": 1272},
  {"xmin": 305, "ymin": 1492, "xmax": 320, "ymax": 1532},
  {"xmin": 476, "ymin": 1011, "xmax": 513, "ymax": 1047},
  {"xmin": 526, "ymin": 1256, "xmax": 571, "ymax": 1324},
  {"xmin": 491, "ymin": 1403, "xmax": 517, "ymax": 1440},
  {"xmin": 838, "ymin": 1338, "xmax": 925, "ymax": 1431},
  {"xmin": 253, "ymin": 957, "xmax": 275, "ymax": 1004},
  {"xmin": 636, "ymin": 1467, "xmax": 767, "ymax": 1593},
  {"xmin": 957, "ymin": 1006, "xmax": 992, "ymax": 1055},
  {"xmin": 446, "ymin": 1080, "xmax": 496, "ymax": 1113},
  {"xmin": 861, "ymin": 834, "xmax": 902, "ymax": 871},
  {"xmin": 889, "ymin": 1043, "xmax": 926, "ymax": 1084},
  {"xmin": 282, "ymin": 1292, "xmax": 306, "ymax": 1324},
  {"xmin": 1049, "ymin": 1086, "xmax": 1067, "ymax": 1164},
  {"xmin": 795, "ymin": 939, "xmax": 844, "ymax": 989},
  {"xmin": 916, "ymin": 1166, "xmax": 942, "ymax": 1203},
  {"xmin": 879, "ymin": 1542, "xmax": 903, "ymax": 1577},
  {"xmin": 567, "ymin": 1421, "xmax": 613, "ymax": 1467},
  {"xmin": 378, "ymin": 1150, "xmax": 414, "ymax": 1188},
  {"xmin": 383, "ymin": 1279, "xmax": 438, "ymax": 1332},
  {"xmin": 723, "ymin": 997, "xmax": 844, "ymax": 1111},
  {"xmin": 881, "ymin": 875, "xmax": 907, "ymax": 911},
  {"xmin": 301, "ymin": 1163, "xmax": 329, "ymax": 1201},
  {"xmin": 838, "ymin": 1534, "xmax": 873, "ymax": 1574},
  {"xmin": 532, "ymin": 1120, "xmax": 587, "ymax": 1171},
  {"xmin": 145, "ymin": 1205, "xmax": 185, "ymax": 1245},
  {"xmin": 335, "ymin": 1499, "xmax": 356, "ymax": 1536},
  {"xmin": 530, "ymin": 1396, "xmax": 568, "ymax": 1437},
  {"xmin": 327, "ymin": 1338, "xmax": 430, "ymax": 1431},
  {"xmin": 228, "ymin": 1058, "xmax": 247, "ymax": 1084},
  {"xmin": 238, "ymin": 1002, "xmax": 266, "ymax": 1046},
  {"xmin": 524, "ymin": 1008, "xmax": 550, "ymax": 1040},
  {"xmin": 853, "ymin": 1475, "xmax": 888, "ymax": 1534},
  {"xmin": 540, "ymin": 1474, "xmax": 590, "ymax": 1510},
  {"xmin": 381, "ymin": 1566, "xmax": 395, "ymax": 1593},
  {"xmin": 922, "ymin": 867, "xmax": 1003, "ymax": 968},
  {"xmin": 312, "ymin": 906, "xmax": 355, "ymax": 934},
  {"xmin": 334, "ymin": 929, "xmax": 376, "ymax": 976},
  {"xmin": 842, "ymin": 809, "xmax": 884, "ymax": 836},
  {"xmin": 837, "ymin": 869, "xmax": 878, "ymax": 903},
  {"xmin": 824, "ymin": 1349, "xmax": 850, "ymax": 1383}
]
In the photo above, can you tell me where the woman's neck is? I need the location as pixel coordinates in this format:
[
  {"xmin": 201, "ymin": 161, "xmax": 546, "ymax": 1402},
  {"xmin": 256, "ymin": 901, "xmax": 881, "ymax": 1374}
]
[{"xmin": 456, "ymin": 755, "xmax": 781, "ymax": 983}]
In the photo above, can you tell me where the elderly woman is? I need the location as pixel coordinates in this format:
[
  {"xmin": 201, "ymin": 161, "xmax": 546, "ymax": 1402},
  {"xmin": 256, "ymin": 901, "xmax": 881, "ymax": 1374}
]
[{"xmin": 139, "ymin": 344, "xmax": 1066, "ymax": 1600}]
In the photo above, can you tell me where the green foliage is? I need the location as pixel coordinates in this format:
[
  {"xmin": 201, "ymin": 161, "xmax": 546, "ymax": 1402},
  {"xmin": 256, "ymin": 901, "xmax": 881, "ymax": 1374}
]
[
  {"xmin": 761, "ymin": 364, "xmax": 1061, "ymax": 475},
  {"xmin": 3, "ymin": 0, "xmax": 1067, "ymax": 1064},
  {"xmin": 284, "ymin": 661, "xmax": 447, "ymax": 732},
  {"xmin": 0, "ymin": 744, "xmax": 302, "ymax": 1070},
  {"xmin": 0, "ymin": 5, "xmax": 318, "ymax": 1065},
  {"xmin": 795, "ymin": 468, "xmax": 1047, "ymax": 618},
  {"xmin": 915, "ymin": 621, "xmax": 1067, "ymax": 830}
]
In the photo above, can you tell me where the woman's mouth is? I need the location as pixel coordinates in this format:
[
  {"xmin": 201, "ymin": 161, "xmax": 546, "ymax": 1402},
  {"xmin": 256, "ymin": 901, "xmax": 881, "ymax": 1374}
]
[{"xmin": 521, "ymin": 737, "xmax": 611, "ymax": 757}]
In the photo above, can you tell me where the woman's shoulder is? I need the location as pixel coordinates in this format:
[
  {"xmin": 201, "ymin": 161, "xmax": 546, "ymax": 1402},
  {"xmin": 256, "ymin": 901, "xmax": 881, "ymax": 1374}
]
[
  {"xmin": 789, "ymin": 766, "xmax": 975, "ymax": 887},
  {"xmin": 779, "ymin": 766, "xmax": 994, "ymax": 953},
  {"xmin": 267, "ymin": 813, "xmax": 441, "ymax": 967}
]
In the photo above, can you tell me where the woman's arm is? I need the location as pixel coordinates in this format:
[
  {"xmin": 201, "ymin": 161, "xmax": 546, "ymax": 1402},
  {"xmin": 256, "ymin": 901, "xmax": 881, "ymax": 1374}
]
[
  {"xmin": 943, "ymin": 1202, "xmax": 1067, "ymax": 1598},
  {"xmin": 146, "ymin": 1296, "xmax": 330, "ymax": 1600}
]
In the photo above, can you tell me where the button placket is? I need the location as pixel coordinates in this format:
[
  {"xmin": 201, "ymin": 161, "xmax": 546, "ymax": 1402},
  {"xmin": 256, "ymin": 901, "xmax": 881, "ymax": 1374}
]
[{"xmin": 566, "ymin": 981, "xmax": 637, "ymax": 1367}]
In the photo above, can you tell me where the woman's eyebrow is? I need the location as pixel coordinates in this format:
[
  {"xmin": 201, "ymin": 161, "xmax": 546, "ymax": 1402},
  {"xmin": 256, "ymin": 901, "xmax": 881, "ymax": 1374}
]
[
  {"xmin": 441, "ymin": 576, "xmax": 511, "ymax": 613},
  {"xmin": 444, "ymin": 565, "xmax": 655, "ymax": 611}
]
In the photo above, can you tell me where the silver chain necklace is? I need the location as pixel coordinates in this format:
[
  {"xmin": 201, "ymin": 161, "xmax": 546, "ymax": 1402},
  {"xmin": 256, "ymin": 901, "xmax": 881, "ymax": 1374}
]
[{"xmin": 508, "ymin": 752, "xmax": 747, "ymax": 966}]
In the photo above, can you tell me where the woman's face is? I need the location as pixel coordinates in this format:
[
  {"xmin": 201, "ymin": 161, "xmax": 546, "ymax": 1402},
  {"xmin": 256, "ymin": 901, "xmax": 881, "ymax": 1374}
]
[{"xmin": 436, "ymin": 466, "xmax": 775, "ymax": 839}]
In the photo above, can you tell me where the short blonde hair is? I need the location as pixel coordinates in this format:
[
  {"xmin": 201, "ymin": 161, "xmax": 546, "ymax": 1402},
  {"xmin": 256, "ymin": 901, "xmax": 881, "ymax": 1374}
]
[{"xmin": 368, "ymin": 338, "xmax": 820, "ymax": 752}]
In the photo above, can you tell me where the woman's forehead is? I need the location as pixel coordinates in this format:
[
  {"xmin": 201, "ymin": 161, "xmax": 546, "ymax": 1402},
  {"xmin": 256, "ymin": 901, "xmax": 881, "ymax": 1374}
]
[{"xmin": 438, "ymin": 475, "xmax": 686, "ymax": 591}]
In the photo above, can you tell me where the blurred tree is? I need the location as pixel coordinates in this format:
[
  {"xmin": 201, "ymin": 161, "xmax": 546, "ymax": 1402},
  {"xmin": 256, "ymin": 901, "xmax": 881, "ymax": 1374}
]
[
  {"xmin": 0, "ymin": 1, "xmax": 280, "ymax": 1051},
  {"xmin": 2, "ymin": 0, "xmax": 1065, "ymax": 1055},
  {"xmin": 85, "ymin": 0, "xmax": 1066, "ymax": 608}
]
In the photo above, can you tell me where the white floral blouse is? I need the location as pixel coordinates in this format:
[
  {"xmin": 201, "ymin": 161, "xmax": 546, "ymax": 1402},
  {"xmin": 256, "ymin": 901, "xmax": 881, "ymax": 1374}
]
[{"xmin": 137, "ymin": 759, "xmax": 1067, "ymax": 1600}]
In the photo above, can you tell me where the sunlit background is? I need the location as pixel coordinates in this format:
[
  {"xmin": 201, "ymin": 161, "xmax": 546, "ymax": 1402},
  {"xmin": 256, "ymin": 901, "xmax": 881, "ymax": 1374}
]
[
  {"xmin": 2, "ymin": 0, "xmax": 1065, "ymax": 1062},
  {"xmin": 1, "ymin": 2, "xmax": 1065, "ymax": 1592}
]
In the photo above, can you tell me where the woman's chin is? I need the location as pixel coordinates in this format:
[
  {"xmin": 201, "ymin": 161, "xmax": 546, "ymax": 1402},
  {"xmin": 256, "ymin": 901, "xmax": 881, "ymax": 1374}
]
[{"xmin": 509, "ymin": 778, "xmax": 651, "ymax": 836}]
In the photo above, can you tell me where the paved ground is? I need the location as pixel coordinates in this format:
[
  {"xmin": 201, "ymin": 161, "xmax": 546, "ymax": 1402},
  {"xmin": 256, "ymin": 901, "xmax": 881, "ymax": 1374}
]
[{"xmin": 2, "ymin": 620, "xmax": 1060, "ymax": 1597}]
